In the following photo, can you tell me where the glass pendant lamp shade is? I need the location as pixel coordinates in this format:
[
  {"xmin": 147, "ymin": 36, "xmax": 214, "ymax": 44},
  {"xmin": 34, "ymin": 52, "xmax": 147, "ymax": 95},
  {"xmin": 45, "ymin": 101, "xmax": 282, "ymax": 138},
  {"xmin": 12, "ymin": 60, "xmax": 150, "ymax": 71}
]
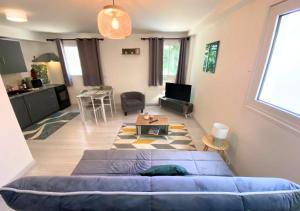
[{"xmin": 97, "ymin": 5, "xmax": 132, "ymax": 39}]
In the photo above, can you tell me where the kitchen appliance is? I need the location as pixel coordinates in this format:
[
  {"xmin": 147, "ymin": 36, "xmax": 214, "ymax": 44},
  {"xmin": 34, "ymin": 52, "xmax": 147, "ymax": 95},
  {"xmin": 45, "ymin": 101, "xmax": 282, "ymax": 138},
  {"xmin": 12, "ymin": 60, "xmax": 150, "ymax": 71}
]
[
  {"xmin": 31, "ymin": 79, "xmax": 43, "ymax": 88},
  {"xmin": 54, "ymin": 85, "xmax": 70, "ymax": 110}
]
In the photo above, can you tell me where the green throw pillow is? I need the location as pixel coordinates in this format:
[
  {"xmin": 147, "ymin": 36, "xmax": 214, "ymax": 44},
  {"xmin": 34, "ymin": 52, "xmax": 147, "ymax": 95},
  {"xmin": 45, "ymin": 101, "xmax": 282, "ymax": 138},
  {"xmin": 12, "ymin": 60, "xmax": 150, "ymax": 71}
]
[{"xmin": 140, "ymin": 165, "xmax": 189, "ymax": 176}]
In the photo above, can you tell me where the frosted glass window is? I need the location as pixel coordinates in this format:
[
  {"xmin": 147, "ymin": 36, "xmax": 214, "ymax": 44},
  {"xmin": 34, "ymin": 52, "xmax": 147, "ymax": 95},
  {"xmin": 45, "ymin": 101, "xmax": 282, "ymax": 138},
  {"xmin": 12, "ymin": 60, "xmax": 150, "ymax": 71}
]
[
  {"xmin": 63, "ymin": 45, "xmax": 82, "ymax": 76},
  {"xmin": 258, "ymin": 10, "xmax": 300, "ymax": 117}
]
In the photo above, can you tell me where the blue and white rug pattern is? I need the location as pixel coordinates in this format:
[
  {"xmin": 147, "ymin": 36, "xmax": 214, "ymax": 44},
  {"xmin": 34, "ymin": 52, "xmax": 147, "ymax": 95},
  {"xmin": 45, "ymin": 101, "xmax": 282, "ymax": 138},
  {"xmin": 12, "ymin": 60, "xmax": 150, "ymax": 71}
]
[{"xmin": 23, "ymin": 111, "xmax": 79, "ymax": 140}]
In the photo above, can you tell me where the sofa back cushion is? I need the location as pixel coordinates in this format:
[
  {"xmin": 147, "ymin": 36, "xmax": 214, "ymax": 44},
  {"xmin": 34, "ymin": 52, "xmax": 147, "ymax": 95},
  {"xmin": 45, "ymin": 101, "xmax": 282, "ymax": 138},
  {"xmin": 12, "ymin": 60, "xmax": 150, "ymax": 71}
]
[{"xmin": 1, "ymin": 176, "xmax": 300, "ymax": 211}]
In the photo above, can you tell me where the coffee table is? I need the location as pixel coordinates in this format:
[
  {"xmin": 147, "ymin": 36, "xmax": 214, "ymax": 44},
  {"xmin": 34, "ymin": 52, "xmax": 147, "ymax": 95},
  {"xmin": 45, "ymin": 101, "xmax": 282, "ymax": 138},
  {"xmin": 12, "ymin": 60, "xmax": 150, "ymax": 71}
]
[{"xmin": 136, "ymin": 115, "xmax": 169, "ymax": 139}]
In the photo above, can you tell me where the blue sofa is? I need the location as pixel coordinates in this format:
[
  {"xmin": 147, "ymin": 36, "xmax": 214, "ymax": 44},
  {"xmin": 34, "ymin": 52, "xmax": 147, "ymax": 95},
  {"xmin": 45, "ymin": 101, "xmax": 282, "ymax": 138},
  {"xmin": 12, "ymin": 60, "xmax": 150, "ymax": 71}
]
[
  {"xmin": 1, "ymin": 150, "xmax": 300, "ymax": 211},
  {"xmin": 71, "ymin": 149, "xmax": 234, "ymax": 176}
]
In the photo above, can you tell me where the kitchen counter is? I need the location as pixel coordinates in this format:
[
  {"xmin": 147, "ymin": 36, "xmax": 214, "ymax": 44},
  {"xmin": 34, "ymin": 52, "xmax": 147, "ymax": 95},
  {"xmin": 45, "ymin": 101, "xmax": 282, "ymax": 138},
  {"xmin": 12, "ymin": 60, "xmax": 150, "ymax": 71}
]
[
  {"xmin": 8, "ymin": 84, "xmax": 64, "ymax": 99},
  {"xmin": 9, "ymin": 84, "xmax": 70, "ymax": 129}
]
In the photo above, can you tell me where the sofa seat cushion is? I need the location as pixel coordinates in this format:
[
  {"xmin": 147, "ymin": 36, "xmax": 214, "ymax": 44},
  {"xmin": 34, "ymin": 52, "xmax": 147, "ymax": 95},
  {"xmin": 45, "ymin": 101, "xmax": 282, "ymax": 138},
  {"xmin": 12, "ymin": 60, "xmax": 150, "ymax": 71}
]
[
  {"xmin": 140, "ymin": 165, "xmax": 189, "ymax": 176},
  {"xmin": 71, "ymin": 150, "xmax": 234, "ymax": 176},
  {"xmin": 125, "ymin": 99, "xmax": 143, "ymax": 107},
  {"xmin": 1, "ymin": 176, "xmax": 300, "ymax": 211}
]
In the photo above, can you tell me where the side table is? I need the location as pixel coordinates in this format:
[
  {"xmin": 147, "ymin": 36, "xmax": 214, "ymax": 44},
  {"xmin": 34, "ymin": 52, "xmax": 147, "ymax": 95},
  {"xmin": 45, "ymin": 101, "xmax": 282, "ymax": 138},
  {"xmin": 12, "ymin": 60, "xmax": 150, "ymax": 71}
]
[{"xmin": 202, "ymin": 134, "xmax": 230, "ymax": 159}]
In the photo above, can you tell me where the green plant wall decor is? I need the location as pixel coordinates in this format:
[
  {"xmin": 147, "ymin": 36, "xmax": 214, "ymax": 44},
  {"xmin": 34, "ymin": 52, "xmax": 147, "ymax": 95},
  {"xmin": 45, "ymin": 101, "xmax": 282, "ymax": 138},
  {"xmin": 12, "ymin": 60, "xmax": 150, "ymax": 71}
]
[
  {"xmin": 203, "ymin": 41, "xmax": 220, "ymax": 73},
  {"xmin": 31, "ymin": 64, "xmax": 50, "ymax": 84}
]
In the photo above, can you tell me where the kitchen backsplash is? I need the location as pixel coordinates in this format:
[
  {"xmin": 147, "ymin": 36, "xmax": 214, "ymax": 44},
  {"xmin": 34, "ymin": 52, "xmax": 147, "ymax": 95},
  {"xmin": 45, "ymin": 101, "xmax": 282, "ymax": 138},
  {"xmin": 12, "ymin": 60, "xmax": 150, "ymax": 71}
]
[{"xmin": 1, "ymin": 72, "xmax": 30, "ymax": 88}]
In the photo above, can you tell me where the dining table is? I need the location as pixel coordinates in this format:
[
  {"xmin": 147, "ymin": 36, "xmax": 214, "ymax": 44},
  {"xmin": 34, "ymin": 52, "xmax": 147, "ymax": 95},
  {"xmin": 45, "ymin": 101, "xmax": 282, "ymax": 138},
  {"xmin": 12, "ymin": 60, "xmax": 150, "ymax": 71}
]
[{"xmin": 76, "ymin": 88, "xmax": 113, "ymax": 124}]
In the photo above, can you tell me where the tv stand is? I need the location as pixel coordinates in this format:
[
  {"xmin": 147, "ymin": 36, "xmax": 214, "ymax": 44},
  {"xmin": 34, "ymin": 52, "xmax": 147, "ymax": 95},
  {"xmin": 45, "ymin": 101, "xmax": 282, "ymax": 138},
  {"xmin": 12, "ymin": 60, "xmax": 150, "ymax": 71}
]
[{"xmin": 159, "ymin": 97, "xmax": 193, "ymax": 118}]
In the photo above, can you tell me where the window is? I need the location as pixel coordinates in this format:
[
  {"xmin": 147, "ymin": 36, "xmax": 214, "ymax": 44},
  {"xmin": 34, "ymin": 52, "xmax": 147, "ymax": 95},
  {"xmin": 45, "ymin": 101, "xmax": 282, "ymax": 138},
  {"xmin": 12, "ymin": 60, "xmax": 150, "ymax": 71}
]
[
  {"xmin": 247, "ymin": 1, "xmax": 300, "ymax": 133},
  {"xmin": 63, "ymin": 42, "xmax": 82, "ymax": 76},
  {"xmin": 163, "ymin": 40, "xmax": 180, "ymax": 82},
  {"xmin": 257, "ymin": 10, "xmax": 300, "ymax": 117}
]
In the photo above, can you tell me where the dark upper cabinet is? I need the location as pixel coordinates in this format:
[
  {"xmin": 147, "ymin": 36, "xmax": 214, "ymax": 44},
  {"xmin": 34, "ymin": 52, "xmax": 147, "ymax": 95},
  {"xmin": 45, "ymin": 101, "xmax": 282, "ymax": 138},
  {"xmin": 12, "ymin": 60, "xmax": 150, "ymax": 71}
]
[
  {"xmin": 10, "ymin": 97, "xmax": 32, "ymax": 129},
  {"xmin": 0, "ymin": 39, "xmax": 27, "ymax": 74},
  {"xmin": 24, "ymin": 88, "xmax": 59, "ymax": 123}
]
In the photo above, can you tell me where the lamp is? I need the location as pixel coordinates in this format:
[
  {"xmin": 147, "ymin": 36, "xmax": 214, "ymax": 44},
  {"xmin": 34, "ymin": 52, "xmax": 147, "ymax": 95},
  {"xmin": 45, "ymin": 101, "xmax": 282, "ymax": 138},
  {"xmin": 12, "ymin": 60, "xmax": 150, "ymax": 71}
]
[
  {"xmin": 32, "ymin": 53, "xmax": 59, "ymax": 63},
  {"xmin": 211, "ymin": 122, "xmax": 229, "ymax": 147},
  {"xmin": 5, "ymin": 9, "xmax": 27, "ymax": 22},
  {"xmin": 97, "ymin": 0, "xmax": 132, "ymax": 39}
]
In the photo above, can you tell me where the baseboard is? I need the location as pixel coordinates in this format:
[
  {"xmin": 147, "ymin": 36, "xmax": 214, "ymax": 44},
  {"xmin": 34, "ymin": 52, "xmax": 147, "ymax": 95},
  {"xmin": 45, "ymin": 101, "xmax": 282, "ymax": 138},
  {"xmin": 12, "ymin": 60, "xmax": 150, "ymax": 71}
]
[
  {"xmin": 71, "ymin": 103, "xmax": 160, "ymax": 109},
  {"xmin": 146, "ymin": 103, "xmax": 160, "ymax": 106},
  {"xmin": 9, "ymin": 160, "xmax": 36, "ymax": 182},
  {"xmin": 191, "ymin": 114, "xmax": 207, "ymax": 133}
]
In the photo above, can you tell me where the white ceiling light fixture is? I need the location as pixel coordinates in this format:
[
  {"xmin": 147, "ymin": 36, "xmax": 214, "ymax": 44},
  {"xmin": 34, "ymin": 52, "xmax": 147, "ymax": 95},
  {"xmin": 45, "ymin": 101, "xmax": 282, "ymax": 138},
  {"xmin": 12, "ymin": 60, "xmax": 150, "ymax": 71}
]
[
  {"xmin": 5, "ymin": 9, "xmax": 28, "ymax": 22},
  {"xmin": 97, "ymin": 0, "xmax": 132, "ymax": 39}
]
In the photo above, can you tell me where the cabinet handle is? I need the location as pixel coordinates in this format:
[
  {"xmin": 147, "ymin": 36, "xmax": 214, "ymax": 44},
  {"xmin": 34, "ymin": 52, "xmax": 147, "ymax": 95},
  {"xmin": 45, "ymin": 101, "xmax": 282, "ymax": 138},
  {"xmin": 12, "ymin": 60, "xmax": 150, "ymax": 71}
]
[{"xmin": 2, "ymin": 57, "xmax": 5, "ymax": 65}]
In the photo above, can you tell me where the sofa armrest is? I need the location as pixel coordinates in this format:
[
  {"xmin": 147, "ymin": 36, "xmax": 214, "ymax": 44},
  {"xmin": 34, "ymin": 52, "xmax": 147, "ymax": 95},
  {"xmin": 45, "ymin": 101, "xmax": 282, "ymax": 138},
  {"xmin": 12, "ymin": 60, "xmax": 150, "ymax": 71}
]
[
  {"xmin": 120, "ymin": 93, "xmax": 127, "ymax": 109},
  {"xmin": 137, "ymin": 93, "xmax": 145, "ymax": 107}
]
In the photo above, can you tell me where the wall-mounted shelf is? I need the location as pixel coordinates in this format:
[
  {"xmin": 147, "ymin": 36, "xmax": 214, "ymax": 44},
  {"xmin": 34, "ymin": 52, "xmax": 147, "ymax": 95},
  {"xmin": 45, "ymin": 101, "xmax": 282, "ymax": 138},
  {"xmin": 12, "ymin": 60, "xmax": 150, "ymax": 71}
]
[{"xmin": 122, "ymin": 48, "xmax": 140, "ymax": 55}]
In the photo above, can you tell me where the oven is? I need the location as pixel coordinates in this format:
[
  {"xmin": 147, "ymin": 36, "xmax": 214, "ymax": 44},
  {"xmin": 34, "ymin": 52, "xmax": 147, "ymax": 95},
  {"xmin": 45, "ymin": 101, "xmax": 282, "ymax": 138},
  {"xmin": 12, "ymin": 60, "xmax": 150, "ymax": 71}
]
[{"xmin": 54, "ymin": 85, "xmax": 70, "ymax": 110}]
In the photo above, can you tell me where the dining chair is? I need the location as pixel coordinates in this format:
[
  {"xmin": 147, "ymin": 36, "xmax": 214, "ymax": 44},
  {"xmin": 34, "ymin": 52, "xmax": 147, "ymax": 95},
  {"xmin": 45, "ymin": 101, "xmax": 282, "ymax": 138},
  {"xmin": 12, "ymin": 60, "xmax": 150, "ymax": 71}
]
[
  {"xmin": 92, "ymin": 91, "xmax": 111, "ymax": 122},
  {"xmin": 77, "ymin": 89, "xmax": 102, "ymax": 125},
  {"xmin": 99, "ymin": 86, "xmax": 116, "ymax": 113}
]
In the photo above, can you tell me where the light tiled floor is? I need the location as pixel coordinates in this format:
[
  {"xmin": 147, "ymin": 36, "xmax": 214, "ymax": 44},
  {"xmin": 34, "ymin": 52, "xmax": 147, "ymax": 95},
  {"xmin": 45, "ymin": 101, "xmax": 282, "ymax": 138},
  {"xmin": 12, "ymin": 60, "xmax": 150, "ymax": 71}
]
[{"xmin": 25, "ymin": 105, "xmax": 205, "ymax": 176}]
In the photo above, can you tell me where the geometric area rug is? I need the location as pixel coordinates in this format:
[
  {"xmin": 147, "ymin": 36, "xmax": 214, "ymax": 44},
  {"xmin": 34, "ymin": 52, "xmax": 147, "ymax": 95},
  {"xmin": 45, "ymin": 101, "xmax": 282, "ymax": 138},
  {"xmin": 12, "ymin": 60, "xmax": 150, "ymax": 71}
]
[
  {"xmin": 22, "ymin": 111, "xmax": 79, "ymax": 140},
  {"xmin": 112, "ymin": 123, "xmax": 196, "ymax": 151}
]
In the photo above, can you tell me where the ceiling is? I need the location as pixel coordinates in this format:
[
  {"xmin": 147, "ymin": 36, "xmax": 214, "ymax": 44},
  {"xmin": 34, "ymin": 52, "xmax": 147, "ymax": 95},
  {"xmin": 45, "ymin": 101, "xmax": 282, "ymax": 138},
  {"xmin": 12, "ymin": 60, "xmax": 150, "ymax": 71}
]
[{"xmin": 0, "ymin": 0, "xmax": 223, "ymax": 33}]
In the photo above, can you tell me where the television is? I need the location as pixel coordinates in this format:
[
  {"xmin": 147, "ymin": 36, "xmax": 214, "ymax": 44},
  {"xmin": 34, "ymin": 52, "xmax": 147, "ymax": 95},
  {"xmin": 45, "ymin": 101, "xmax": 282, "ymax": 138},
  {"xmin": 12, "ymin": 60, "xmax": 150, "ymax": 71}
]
[{"xmin": 165, "ymin": 83, "xmax": 192, "ymax": 102}]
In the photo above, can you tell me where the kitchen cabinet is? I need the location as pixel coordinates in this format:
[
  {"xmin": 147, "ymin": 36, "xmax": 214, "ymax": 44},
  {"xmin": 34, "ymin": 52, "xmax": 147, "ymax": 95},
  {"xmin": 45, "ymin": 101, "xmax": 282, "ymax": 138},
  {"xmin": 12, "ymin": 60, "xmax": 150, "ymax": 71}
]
[
  {"xmin": 24, "ymin": 88, "xmax": 59, "ymax": 123},
  {"xmin": 10, "ymin": 97, "xmax": 32, "ymax": 129},
  {"xmin": 0, "ymin": 39, "xmax": 27, "ymax": 74}
]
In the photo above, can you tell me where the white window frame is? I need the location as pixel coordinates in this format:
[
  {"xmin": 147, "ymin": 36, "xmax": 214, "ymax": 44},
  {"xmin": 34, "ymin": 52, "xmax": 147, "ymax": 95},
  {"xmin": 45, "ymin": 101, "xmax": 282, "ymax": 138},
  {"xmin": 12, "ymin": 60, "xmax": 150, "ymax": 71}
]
[{"xmin": 246, "ymin": 0, "xmax": 300, "ymax": 134}]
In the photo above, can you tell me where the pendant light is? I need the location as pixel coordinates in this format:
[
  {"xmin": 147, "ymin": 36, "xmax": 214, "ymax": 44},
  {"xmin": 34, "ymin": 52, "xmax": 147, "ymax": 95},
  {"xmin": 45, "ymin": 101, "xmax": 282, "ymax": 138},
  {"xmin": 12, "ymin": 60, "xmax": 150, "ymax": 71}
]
[
  {"xmin": 5, "ymin": 9, "xmax": 28, "ymax": 22},
  {"xmin": 97, "ymin": 0, "xmax": 132, "ymax": 39}
]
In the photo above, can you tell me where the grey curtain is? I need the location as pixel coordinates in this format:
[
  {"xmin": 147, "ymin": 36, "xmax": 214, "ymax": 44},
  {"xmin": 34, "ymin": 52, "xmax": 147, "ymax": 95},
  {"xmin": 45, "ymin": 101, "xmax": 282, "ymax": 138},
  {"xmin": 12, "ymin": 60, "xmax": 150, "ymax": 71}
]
[
  {"xmin": 55, "ymin": 39, "xmax": 72, "ymax": 86},
  {"xmin": 175, "ymin": 38, "xmax": 189, "ymax": 84},
  {"xmin": 76, "ymin": 38, "xmax": 104, "ymax": 86},
  {"xmin": 148, "ymin": 38, "xmax": 164, "ymax": 86}
]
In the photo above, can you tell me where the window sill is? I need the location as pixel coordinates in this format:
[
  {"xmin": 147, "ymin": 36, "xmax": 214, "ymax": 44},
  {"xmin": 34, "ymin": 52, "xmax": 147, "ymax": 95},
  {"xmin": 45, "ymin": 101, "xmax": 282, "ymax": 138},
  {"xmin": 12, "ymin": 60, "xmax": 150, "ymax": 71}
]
[
  {"xmin": 163, "ymin": 75, "xmax": 176, "ymax": 83},
  {"xmin": 245, "ymin": 100, "xmax": 300, "ymax": 135}
]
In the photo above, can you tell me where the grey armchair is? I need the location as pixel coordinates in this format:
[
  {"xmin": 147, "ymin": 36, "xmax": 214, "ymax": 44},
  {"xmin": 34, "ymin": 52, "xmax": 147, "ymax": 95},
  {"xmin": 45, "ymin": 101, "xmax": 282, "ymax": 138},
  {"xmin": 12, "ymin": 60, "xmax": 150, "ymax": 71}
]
[{"xmin": 120, "ymin": 92, "xmax": 145, "ymax": 116}]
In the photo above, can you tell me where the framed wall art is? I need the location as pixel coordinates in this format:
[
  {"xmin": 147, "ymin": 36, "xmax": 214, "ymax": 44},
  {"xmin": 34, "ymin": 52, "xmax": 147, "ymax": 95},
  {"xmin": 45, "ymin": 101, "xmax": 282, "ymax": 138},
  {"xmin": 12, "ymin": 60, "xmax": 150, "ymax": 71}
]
[{"xmin": 203, "ymin": 41, "xmax": 220, "ymax": 73}]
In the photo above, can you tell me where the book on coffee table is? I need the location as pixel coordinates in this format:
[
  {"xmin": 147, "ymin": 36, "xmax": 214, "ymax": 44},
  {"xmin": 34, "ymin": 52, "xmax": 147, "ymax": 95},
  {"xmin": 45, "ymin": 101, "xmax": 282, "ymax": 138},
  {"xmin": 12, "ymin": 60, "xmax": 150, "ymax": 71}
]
[{"xmin": 148, "ymin": 128, "xmax": 160, "ymax": 135}]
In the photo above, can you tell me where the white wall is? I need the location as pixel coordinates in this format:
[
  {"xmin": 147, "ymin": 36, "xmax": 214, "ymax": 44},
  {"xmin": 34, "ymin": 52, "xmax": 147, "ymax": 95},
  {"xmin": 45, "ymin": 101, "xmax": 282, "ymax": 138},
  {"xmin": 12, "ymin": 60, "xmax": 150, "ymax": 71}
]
[
  {"xmin": 0, "ymin": 39, "xmax": 64, "ymax": 87},
  {"xmin": 0, "ymin": 25, "xmax": 46, "ymax": 42},
  {"xmin": 1, "ymin": 31, "xmax": 188, "ymax": 105},
  {"xmin": 189, "ymin": 0, "xmax": 300, "ymax": 183},
  {"xmin": 101, "ymin": 34, "xmax": 164, "ymax": 105},
  {"xmin": 59, "ymin": 33, "xmax": 187, "ymax": 105},
  {"xmin": 0, "ymin": 73, "xmax": 34, "ymax": 190},
  {"xmin": 0, "ymin": 25, "xmax": 65, "ymax": 87}
]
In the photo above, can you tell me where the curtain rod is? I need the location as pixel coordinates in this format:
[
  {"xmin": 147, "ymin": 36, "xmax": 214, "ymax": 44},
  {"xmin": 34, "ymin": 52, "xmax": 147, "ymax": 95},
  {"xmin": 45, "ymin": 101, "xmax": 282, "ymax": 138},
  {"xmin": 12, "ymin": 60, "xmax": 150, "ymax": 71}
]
[
  {"xmin": 46, "ymin": 38, "xmax": 104, "ymax": 41},
  {"xmin": 141, "ymin": 37, "xmax": 190, "ymax": 40}
]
